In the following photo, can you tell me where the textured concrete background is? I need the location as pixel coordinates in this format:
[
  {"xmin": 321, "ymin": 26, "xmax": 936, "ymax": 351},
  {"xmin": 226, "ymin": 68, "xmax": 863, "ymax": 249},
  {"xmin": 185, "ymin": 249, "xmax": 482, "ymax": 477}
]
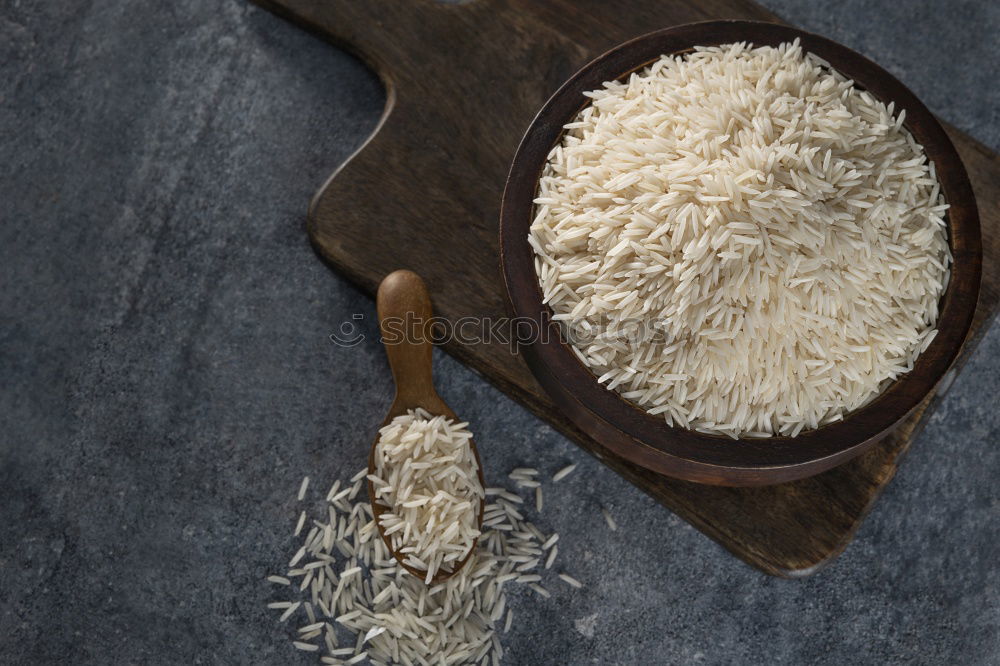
[{"xmin": 1, "ymin": 1, "xmax": 997, "ymax": 663}]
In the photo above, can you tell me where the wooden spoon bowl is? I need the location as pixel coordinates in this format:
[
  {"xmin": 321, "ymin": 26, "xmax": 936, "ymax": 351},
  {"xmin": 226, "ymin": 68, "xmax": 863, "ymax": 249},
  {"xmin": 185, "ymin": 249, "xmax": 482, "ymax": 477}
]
[
  {"xmin": 499, "ymin": 20, "xmax": 982, "ymax": 486},
  {"xmin": 368, "ymin": 269, "xmax": 486, "ymax": 584}
]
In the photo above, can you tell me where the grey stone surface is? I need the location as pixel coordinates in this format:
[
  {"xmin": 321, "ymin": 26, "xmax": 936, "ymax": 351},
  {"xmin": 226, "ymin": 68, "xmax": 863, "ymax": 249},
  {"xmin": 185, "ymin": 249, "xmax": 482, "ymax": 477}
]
[{"xmin": 0, "ymin": 0, "xmax": 997, "ymax": 664}]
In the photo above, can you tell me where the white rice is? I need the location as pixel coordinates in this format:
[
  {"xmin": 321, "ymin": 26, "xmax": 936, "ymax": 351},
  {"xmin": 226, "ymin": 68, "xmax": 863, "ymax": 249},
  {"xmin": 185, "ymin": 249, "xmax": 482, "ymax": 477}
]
[
  {"xmin": 558, "ymin": 573, "xmax": 584, "ymax": 589},
  {"xmin": 552, "ymin": 464, "xmax": 577, "ymax": 482},
  {"xmin": 268, "ymin": 464, "xmax": 575, "ymax": 664},
  {"xmin": 328, "ymin": 648, "xmax": 354, "ymax": 657},
  {"xmin": 298, "ymin": 476, "xmax": 310, "ymax": 501},
  {"xmin": 279, "ymin": 602, "xmax": 301, "ymax": 623},
  {"xmin": 508, "ymin": 467, "xmax": 539, "ymax": 478},
  {"xmin": 545, "ymin": 545, "xmax": 558, "ymax": 570},
  {"xmin": 294, "ymin": 641, "xmax": 319, "ymax": 652},
  {"xmin": 530, "ymin": 40, "xmax": 951, "ymax": 438},
  {"xmin": 601, "ymin": 508, "xmax": 617, "ymax": 532},
  {"xmin": 528, "ymin": 584, "xmax": 551, "ymax": 599},
  {"xmin": 299, "ymin": 622, "xmax": 326, "ymax": 634},
  {"xmin": 370, "ymin": 408, "xmax": 484, "ymax": 583}
]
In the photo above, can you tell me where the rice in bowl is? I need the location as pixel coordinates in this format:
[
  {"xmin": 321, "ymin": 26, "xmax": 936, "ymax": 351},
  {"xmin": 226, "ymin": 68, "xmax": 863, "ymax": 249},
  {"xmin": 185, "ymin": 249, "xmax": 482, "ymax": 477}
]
[{"xmin": 529, "ymin": 40, "xmax": 951, "ymax": 438}]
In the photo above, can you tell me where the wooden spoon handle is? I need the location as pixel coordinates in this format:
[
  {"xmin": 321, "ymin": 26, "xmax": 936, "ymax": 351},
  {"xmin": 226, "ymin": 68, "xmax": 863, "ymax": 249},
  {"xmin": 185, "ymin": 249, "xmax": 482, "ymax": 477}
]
[{"xmin": 377, "ymin": 270, "xmax": 436, "ymax": 407}]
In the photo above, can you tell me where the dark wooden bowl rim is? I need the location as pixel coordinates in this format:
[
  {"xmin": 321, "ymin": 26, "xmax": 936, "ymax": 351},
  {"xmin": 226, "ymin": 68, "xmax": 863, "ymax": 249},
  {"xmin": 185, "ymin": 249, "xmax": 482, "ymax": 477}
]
[{"xmin": 499, "ymin": 20, "xmax": 982, "ymax": 485}]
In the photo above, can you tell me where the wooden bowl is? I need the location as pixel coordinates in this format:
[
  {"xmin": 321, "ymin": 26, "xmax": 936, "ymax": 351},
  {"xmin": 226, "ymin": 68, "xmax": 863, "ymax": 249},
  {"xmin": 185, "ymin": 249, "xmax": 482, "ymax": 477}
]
[{"xmin": 499, "ymin": 20, "xmax": 982, "ymax": 487}]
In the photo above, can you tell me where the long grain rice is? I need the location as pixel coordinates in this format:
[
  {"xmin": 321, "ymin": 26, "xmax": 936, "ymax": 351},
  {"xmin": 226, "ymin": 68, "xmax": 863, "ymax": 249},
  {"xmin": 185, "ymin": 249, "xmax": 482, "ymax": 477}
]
[
  {"xmin": 558, "ymin": 573, "xmax": 583, "ymax": 589},
  {"xmin": 268, "ymin": 464, "xmax": 565, "ymax": 664},
  {"xmin": 530, "ymin": 40, "xmax": 951, "ymax": 438},
  {"xmin": 601, "ymin": 508, "xmax": 617, "ymax": 532},
  {"xmin": 370, "ymin": 409, "xmax": 484, "ymax": 583},
  {"xmin": 552, "ymin": 464, "xmax": 577, "ymax": 482}
]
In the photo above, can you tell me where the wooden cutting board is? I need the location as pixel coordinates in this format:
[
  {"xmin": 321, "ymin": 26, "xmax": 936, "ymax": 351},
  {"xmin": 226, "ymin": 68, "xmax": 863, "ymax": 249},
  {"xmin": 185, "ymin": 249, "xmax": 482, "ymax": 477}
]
[{"xmin": 253, "ymin": 0, "xmax": 1000, "ymax": 576}]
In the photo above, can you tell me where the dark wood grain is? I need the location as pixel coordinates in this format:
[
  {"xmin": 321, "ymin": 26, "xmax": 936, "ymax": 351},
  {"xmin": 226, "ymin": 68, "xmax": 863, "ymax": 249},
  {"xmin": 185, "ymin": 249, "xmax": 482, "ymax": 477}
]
[
  {"xmin": 500, "ymin": 21, "xmax": 981, "ymax": 486},
  {"xmin": 252, "ymin": 0, "xmax": 1000, "ymax": 575}
]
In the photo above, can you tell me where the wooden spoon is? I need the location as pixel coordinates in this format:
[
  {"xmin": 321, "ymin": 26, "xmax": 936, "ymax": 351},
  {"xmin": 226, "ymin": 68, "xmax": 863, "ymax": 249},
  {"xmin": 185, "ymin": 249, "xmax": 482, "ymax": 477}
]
[{"xmin": 367, "ymin": 269, "xmax": 486, "ymax": 584}]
